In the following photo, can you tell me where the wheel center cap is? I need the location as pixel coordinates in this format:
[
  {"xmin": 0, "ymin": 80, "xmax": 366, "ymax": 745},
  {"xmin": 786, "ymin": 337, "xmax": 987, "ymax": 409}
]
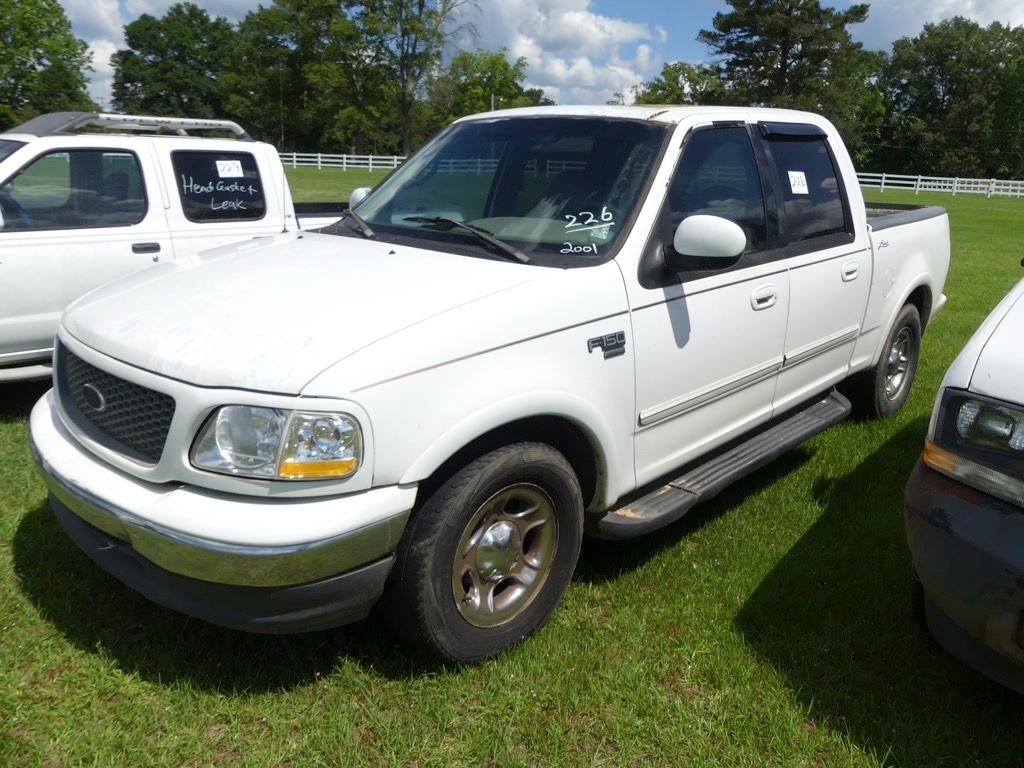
[{"xmin": 475, "ymin": 521, "xmax": 521, "ymax": 582}]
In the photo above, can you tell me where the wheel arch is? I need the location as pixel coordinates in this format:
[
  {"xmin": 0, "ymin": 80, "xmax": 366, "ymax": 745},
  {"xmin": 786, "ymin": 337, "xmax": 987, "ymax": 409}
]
[{"xmin": 400, "ymin": 396, "xmax": 618, "ymax": 514}]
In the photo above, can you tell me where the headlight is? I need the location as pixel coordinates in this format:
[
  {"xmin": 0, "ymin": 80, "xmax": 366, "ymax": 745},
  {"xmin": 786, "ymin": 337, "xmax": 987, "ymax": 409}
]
[
  {"xmin": 192, "ymin": 406, "xmax": 362, "ymax": 480},
  {"xmin": 923, "ymin": 389, "xmax": 1024, "ymax": 506}
]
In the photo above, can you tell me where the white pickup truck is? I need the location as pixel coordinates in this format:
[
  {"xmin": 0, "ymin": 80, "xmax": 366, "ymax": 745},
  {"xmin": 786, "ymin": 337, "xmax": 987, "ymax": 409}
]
[
  {"xmin": 0, "ymin": 112, "xmax": 341, "ymax": 382},
  {"xmin": 29, "ymin": 105, "xmax": 950, "ymax": 662}
]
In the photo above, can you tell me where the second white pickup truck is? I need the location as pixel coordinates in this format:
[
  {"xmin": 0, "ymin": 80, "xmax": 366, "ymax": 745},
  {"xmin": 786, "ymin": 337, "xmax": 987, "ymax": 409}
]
[
  {"xmin": 30, "ymin": 105, "xmax": 950, "ymax": 662},
  {"xmin": 0, "ymin": 112, "xmax": 341, "ymax": 382}
]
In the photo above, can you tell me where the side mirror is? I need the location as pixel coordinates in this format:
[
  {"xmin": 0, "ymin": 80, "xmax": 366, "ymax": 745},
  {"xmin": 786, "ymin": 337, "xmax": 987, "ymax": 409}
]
[
  {"xmin": 348, "ymin": 187, "xmax": 372, "ymax": 209},
  {"xmin": 672, "ymin": 215, "xmax": 746, "ymax": 260}
]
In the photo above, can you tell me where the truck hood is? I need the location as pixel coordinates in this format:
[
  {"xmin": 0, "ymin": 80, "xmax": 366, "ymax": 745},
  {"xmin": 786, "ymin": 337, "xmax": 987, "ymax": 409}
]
[
  {"xmin": 969, "ymin": 287, "xmax": 1024, "ymax": 405},
  {"xmin": 61, "ymin": 232, "xmax": 538, "ymax": 394}
]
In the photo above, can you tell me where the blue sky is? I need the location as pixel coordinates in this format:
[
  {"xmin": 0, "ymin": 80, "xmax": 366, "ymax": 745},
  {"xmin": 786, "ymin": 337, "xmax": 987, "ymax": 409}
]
[{"xmin": 61, "ymin": 0, "xmax": 1024, "ymax": 107}]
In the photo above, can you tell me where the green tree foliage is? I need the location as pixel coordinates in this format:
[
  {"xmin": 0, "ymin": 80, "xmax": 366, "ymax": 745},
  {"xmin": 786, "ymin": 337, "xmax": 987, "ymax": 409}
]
[
  {"xmin": 632, "ymin": 61, "xmax": 726, "ymax": 105},
  {"xmin": 698, "ymin": 0, "xmax": 881, "ymax": 151},
  {"xmin": 112, "ymin": 2, "xmax": 233, "ymax": 117},
  {"xmin": 352, "ymin": 0, "xmax": 476, "ymax": 153},
  {"xmin": 429, "ymin": 48, "xmax": 552, "ymax": 122},
  {"xmin": 881, "ymin": 18, "xmax": 1024, "ymax": 177},
  {"xmin": 0, "ymin": 0, "xmax": 94, "ymax": 130}
]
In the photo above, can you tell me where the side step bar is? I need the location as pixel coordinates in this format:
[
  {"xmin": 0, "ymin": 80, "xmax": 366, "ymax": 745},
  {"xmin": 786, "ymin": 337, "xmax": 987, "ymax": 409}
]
[{"xmin": 589, "ymin": 391, "xmax": 851, "ymax": 540}]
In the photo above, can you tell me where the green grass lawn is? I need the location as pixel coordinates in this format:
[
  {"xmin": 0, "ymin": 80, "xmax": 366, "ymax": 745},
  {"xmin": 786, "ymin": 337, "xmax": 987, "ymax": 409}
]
[
  {"xmin": 3, "ymin": 183, "xmax": 1024, "ymax": 766},
  {"xmin": 283, "ymin": 166, "xmax": 390, "ymax": 203}
]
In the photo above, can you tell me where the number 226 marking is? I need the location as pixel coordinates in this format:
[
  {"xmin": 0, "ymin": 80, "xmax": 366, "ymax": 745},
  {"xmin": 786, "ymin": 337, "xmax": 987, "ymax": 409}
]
[{"xmin": 565, "ymin": 206, "xmax": 614, "ymax": 231}]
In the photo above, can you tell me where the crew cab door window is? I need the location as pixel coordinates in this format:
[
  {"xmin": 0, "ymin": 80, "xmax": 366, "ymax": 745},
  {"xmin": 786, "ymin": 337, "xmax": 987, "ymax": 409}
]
[
  {"xmin": 171, "ymin": 150, "xmax": 266, "ymax": 222},
  {"xmin": 0, "ymin": 149, "xmax": 147, "ymax": 231},
  {"xmin": 760, "ymin": 135, "xmax": 850, "ymax": 245},
  {"xmin": 667, "ymin": 126, "xmax": 768, "ymax": 255}
]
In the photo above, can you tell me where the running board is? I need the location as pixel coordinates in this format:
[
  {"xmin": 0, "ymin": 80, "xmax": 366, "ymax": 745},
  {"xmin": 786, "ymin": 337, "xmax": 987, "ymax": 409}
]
[{"xmin": 590, "ymin": 391, "xmax": 851, "ymax": 540}]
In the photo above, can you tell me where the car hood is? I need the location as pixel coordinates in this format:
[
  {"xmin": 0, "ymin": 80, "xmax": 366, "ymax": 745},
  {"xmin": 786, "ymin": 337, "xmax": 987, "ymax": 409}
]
[
  {"xmin": 61, "ymin": 232, "xmax": 539, "ymax": 394},
  {"xmin": 969, "ymin": 286, "xmax": 1024, "ymax": 405}
]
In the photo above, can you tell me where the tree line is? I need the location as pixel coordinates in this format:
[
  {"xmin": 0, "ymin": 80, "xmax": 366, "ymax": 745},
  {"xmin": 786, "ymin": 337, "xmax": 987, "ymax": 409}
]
[{"xmin": 2, "ymin": 0, "xmax": 1022, "ymax": 177}]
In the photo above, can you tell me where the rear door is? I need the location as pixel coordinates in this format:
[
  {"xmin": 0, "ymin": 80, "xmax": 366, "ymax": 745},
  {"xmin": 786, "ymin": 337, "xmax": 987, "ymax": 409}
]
[
  {"xmin": 756, "ymin": 123, "xmax": 871, "ymax": 413},
  {"xmin": 0, "ymin": 140, "xmax": 170, "ymax": 365}
]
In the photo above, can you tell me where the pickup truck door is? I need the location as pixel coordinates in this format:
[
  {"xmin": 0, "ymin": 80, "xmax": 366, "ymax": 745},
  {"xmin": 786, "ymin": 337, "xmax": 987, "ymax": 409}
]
[
  {"xmin": 0, "ymin": 143, "xmax": 171, "ymax": 365},
  {"xmin": 754, "ymin": 123, "xmax": 872, "ymax": 413},
  {"xmin": 630, "ymin": 124, "xmax": 791, "ymax": 487},
  {"xmin": 159, "ymin": 144, "xmax": 288, "ymax": 258}
]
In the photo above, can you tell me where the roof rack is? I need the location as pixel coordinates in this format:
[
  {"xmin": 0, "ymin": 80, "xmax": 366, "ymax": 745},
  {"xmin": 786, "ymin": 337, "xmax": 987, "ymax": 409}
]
[{"xmin": 6, "ymin": 111, "xmax": 251, "ymax": 140}]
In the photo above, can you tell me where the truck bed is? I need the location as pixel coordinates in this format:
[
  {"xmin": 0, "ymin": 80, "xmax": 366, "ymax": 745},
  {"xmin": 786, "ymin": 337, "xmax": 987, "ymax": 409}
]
[{"xmin": 865, "ymin": 201, "xmax": 947, "ymax": 231}]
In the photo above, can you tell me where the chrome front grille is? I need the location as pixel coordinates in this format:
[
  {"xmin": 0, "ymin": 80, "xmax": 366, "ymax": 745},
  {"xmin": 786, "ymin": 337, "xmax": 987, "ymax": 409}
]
[{"xmin": 55, "ymin": 342, "xmax": 175, "ymax": 464}]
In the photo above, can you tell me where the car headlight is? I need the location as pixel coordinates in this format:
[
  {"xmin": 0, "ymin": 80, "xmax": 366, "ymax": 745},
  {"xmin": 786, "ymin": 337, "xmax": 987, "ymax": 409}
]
[
  {"xmin": 192, "ymin": 406, "xmax": 362, "ymax": 480},
  {"xmin": 923, "ymin": 389, "xmax": 1024, "ymax": 507}
]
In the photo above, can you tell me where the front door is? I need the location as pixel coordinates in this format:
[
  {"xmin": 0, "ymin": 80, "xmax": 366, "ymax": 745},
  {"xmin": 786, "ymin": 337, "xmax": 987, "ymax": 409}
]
[
  {"xmin": 0, "ymin": 146, "xmax": 170, "ymax": 364},
  {"xmin": 631, "ymin": 124, "xmax": 790, "ymax": 486}
]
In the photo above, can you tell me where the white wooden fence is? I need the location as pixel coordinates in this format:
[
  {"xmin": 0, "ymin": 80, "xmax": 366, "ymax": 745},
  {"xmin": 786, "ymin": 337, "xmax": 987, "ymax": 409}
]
[
  {"xmin": 279, "ymin": 152, "xmax": 1024, "ymax": 198},
  {"xmin": 856, "ymin": 172, "xmax": 1024, "ymax": 197},
  {"xmin": 279, "ymin": 151, "xmax": 406, "ymax": 171}
]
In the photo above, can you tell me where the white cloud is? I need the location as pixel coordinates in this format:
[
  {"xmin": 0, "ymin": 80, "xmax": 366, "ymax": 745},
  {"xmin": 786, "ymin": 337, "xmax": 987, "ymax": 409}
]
[
  {"xmin": 85, "ymin": 38, "xmax": 120, "ymax": 108},
  {"xmin": 855, "ymin": 0, "xmax": 1024, "ymax": 49},
  {"xmin": 452, "ymin": 0, "xmax": 665, "ymax": 104},
  {"xmin": 64, "ymin": 0, "xmax": 123, "ymax": 44}
]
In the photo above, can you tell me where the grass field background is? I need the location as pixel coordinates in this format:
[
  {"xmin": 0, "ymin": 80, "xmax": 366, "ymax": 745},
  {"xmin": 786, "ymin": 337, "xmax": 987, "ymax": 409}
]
[{"xmin": 3, "ymin": 179, "xmax": 1024, "ymax": 766}]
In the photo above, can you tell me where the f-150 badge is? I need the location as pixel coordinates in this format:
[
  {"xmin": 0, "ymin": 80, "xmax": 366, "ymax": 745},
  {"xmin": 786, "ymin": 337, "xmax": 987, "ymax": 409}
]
[{"xmin": 588, "ymin": 331, "xmax": 626, "ymax": 359}]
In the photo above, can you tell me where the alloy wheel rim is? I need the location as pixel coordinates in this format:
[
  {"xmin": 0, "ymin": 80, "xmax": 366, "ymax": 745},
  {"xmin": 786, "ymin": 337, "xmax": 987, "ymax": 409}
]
[
  {"xmin": 451, "ymin": 483, "xmax": 558, "ymax": 628},
  {"xmin": 885, "ymin": 327, "xmax": 912, "ymax": 399}
]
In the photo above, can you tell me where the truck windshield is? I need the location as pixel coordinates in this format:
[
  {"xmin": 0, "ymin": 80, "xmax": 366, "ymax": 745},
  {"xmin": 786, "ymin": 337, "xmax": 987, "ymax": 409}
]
[
  {"xmin": 0, "ymin": 140, "xmax": 25, "ymax": 164},
  {"xmin": 342, "ymin": 116, "xmax": 669, "ymax": 266}
]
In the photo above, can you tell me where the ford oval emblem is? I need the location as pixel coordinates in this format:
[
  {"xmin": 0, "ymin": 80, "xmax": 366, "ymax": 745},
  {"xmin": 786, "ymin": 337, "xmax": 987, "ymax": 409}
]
[{"xmin": 82, "ymin": 383, "xmax": 106, "ymax": 412}]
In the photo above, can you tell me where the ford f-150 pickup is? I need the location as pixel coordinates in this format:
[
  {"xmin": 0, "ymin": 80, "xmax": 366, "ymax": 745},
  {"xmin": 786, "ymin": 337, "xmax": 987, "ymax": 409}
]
[{"xmin": 29, "ymin": 105, "xmax": 951, "ymax": 662}]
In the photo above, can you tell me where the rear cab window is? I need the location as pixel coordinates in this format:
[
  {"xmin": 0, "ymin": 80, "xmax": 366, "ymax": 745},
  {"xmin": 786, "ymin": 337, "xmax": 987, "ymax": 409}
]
[
  {"xmin": 758, "ymin": 124, "xmax": 852, "ymax": 250},
  {"xmin": 171, "ymin": 150, "xmax": 266, "ymax": 223},
  {"xmin": 0, "ymin": 148, "xmax": 147, "ymax": 232}
]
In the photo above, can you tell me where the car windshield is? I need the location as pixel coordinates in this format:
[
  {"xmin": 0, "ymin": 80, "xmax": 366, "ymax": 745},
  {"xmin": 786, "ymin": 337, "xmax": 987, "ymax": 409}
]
[{"xmin": 338, "ymin": 116, "xmax": 669, "ymax": 266}]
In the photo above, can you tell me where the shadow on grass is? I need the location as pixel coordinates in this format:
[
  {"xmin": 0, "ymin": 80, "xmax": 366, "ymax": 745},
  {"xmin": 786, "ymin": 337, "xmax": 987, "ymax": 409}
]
[
  {"xmin": 0, "ymin": 380, "xmax": 49, "ymax": 422},
  {"xmin": 736, "ymin": 418, "xmax": 1024, "ymax": 766},
  {"xmin": 12, "ymin": 502, "xmax": 439, "ymax": 692},
  {"xmin": 576, "ymin": 449, "xmax": 811, "ymax": 584}
]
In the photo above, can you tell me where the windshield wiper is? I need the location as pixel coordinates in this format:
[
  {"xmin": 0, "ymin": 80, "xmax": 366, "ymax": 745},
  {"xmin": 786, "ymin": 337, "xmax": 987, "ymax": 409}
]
[
  {"xmin": 403, "ymin": 216, "xmax": 530, "ymax": 263},
  {"xmin": 342, "ymin": 208, "xmax": 375, "ymax": 239}
]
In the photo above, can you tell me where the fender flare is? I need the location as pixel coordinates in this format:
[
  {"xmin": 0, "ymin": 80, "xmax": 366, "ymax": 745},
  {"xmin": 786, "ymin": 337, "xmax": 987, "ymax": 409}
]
[
  {"xmin": 870, "ymin": 276, "xmax": 933, "ymax": 367},
  {"xmin": 399, "ymin": 390, "xmax": 625, "ymax": 510}
]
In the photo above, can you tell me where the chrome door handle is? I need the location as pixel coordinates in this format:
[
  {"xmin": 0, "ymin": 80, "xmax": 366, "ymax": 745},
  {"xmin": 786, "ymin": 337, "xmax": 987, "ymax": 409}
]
[
  {"xmin": 750, "ymin": 284, "xmax": 777, "ymax": 311},
  {"xmin": 841, "ymin": 259, "xmax": 860, "ymax": 282}
]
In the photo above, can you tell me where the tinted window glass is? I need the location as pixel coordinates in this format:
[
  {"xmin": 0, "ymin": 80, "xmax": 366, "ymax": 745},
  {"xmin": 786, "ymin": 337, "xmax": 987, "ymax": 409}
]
[
  {"xmin": 171, "ymin": 151, "xmax": 266, "ymax": 223},
  {"xmin": 351, "ymin": 117, "xmax": 667, "ymax": 265},
  {"xmin": 763, "ymin": 137, "xmax": 847, "ymax": 242},
  {"xmin": 667, "ymin": 127, "xmax": 767, "ymax": 254},
  {"xmin": 0, "ymin": 149, "xmax": 146, "ymax": 232},
  {"xmin": 0, "ymin": 140, "xmax": 24, "ymax": 164}
]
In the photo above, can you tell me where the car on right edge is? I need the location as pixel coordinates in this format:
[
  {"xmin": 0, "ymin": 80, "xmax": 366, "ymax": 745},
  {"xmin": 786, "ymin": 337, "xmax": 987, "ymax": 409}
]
[{"xmin": 906, "ymin": 275, "xmax": 1024, "ymax": 693}]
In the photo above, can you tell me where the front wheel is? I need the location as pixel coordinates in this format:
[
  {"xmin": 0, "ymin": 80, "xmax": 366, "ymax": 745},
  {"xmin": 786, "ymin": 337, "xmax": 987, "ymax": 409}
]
[
  {"xmin": 845, "ymin": 303, "xmax": 922, "ymax": 419},
  {"xmin": 382, "ymin": 442, "xmax": 584, "ymax": 663}
]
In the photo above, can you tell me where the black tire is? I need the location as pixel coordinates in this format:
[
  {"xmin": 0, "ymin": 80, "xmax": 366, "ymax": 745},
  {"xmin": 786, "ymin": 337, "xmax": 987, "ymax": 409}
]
[
  {"xmin": 382, "ymin": 442, "xmax": 584, "ymax": 663},
  {"xmin": 845, "ymin": 303, "xmax": 921, "ymax": 419}
]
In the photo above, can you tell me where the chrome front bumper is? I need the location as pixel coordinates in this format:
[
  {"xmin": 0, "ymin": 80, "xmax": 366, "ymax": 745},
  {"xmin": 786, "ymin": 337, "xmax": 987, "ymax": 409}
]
[{"xmin": 29, "ymin": 390, "xmax": 414, "ymax": 588}]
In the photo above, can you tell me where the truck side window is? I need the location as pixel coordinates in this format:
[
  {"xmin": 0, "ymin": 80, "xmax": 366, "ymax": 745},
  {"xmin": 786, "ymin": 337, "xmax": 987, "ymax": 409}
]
[
  {"xmin": 0, "ymin": 149, "xmax": 146, "ymax": 232},
  {"xmin": 762, "ymin": 137, "xmax": 848, "ymax": 242},
  {"xmin": 171, "ymin": 150, "xmax": 266, "ymax": 223},
  {"xmin": 667, "ymin": 127, "xmax": 767, "ymax": 254}
]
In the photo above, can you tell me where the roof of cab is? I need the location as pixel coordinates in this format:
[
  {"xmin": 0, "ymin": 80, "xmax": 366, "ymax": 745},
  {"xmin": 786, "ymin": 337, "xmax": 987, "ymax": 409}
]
[{"xmin": 454, "ymin": 104, "xmax": 832, "ymax": 128}]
